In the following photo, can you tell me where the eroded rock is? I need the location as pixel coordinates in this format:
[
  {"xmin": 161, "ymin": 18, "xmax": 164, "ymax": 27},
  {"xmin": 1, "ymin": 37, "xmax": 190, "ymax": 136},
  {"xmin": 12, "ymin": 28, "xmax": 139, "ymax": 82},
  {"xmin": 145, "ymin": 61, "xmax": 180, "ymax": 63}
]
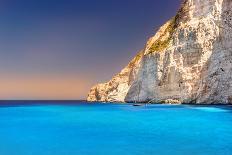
[{"xmin": 87, "ymin": 0, "xmax": 232, "ymax": 104}]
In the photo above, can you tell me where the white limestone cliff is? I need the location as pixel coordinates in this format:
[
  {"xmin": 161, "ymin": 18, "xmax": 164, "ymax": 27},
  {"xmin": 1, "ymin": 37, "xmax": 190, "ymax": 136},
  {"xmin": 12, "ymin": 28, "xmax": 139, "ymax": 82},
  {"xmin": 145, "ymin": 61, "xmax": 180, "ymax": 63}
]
[{"xmin": 87, "ymin": 0, "xmax": 232, "ymax": 104}]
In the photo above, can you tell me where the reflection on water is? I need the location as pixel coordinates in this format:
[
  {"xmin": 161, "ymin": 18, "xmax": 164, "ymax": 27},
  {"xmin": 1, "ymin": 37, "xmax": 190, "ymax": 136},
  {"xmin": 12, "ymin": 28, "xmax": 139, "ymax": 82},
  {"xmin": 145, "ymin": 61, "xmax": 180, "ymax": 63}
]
[{"xmin": 188, "ymin": 106, "xmax": 230, "ymax": 112}]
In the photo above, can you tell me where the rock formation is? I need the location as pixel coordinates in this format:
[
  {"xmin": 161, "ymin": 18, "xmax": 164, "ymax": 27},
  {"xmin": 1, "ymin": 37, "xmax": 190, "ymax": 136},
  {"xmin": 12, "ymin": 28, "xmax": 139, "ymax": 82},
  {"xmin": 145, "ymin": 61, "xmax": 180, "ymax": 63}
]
[{"xmin": 87, "ymin": 0, "xmax": 232, "ymax": 104}]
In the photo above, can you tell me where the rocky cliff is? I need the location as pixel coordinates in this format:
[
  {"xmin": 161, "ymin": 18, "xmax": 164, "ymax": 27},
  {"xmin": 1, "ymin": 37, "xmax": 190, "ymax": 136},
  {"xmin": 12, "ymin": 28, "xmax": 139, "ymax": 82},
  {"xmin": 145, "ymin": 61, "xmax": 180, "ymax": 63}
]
[{"xmin": 87, "ymin": 0, "xmax": 232, "ymax": 104}]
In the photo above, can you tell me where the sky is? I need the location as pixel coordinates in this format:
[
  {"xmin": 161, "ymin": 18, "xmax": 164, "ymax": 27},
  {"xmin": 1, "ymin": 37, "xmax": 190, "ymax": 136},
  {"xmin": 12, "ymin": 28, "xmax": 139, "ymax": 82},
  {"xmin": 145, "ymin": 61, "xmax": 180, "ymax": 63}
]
[{"xmin": 0, "ymin": 0, "xmax": 180, "ymax": 100}]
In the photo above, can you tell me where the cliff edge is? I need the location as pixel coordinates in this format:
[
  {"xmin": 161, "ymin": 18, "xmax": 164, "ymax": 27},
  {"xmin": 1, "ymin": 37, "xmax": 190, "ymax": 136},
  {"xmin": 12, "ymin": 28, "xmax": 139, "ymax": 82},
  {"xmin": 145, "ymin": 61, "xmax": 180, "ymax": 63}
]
[{"xmin": 87, "ymin": 0, "xmax": 232, "ymax": 104}]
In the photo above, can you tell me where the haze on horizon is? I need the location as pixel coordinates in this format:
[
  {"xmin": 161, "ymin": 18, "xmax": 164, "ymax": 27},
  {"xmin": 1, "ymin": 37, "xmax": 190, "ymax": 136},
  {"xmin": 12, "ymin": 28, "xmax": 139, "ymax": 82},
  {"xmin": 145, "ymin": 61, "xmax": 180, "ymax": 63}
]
[{"xmin": 0, "ymin": 0, "xmax": 180, "ymax": 100}]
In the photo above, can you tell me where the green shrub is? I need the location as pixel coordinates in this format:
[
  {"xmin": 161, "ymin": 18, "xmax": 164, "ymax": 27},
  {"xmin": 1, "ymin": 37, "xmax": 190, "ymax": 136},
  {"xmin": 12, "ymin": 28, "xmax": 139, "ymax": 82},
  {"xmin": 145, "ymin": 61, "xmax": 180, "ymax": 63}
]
[{"xmin": 149, "ymin": 16, "xmax": 178, "ymax": 53}]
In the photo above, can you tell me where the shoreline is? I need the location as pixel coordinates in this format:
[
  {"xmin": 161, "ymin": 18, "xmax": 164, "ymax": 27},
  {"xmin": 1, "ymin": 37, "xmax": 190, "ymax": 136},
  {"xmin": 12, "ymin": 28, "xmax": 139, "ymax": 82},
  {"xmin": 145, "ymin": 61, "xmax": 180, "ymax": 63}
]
[{"xmin": 0, "ymin": 100, "xmax": 231, "ymax": 108}]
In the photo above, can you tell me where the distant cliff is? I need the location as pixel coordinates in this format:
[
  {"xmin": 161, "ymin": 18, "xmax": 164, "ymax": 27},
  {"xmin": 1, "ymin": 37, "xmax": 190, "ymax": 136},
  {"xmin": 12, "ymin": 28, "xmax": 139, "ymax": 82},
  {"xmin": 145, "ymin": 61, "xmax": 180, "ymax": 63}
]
[{"xmin": 87, "ymin": 0, "xmax": 232, "ymax": 104}]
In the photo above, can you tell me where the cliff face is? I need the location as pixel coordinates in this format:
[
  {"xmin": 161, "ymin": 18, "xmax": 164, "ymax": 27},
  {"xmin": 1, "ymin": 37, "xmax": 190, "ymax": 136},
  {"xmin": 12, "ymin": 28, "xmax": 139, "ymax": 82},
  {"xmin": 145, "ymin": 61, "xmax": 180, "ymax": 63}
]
[{"xmin": 87, "ymin": 0, "xmax": 232, "ymax": 104}]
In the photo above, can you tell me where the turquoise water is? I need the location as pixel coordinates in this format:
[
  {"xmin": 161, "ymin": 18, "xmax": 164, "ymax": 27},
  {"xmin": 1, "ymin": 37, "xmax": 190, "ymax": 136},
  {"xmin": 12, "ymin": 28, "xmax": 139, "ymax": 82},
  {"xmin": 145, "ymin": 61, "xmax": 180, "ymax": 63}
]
[{"xmin": 0, "ymin": 102, "xmax": 232, "ymax": 155}]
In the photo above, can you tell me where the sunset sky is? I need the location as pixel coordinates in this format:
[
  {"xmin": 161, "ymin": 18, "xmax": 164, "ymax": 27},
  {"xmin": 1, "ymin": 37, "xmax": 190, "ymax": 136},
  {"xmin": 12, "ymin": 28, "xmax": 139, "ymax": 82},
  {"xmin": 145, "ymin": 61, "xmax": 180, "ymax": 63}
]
[{"xmin": 0, "ymin": 0, "xmax": 180, "ymax": 99}]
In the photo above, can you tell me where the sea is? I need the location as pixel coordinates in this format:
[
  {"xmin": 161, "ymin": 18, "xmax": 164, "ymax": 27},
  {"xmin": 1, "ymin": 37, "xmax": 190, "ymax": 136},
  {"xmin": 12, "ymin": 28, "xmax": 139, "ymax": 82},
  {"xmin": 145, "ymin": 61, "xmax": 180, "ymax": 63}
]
[{"xmin": 0, "ymin": 101, "xmax": 232, "ymax": 155}]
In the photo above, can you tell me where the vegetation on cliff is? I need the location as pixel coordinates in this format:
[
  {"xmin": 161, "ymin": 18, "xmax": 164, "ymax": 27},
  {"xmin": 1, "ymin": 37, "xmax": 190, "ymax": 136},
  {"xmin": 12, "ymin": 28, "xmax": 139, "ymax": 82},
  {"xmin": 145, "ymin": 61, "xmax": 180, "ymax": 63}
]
[{"xmin": 149, "ymin": 16, "xmax": 178, "ymax": 53}]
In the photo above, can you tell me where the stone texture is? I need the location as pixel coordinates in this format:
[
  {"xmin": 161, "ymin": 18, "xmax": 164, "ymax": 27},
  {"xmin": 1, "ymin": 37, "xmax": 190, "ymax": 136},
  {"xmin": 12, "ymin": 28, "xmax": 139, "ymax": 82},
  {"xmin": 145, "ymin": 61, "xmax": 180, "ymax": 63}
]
[
  {"xmin": 87, "ymin": 51, "xmax": 143, "ymax": 102},
  {"xmin": 87, "ymin": 0, "xmax": 232, "ymax": 104}
]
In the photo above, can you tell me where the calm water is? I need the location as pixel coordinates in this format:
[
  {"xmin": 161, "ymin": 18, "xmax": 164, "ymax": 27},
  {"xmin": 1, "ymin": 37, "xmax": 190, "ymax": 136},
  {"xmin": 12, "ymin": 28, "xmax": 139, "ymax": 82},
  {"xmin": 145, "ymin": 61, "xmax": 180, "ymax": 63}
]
[{"xmin": 0, "ymin": 102, "xmax": 232, "ymax": 155}]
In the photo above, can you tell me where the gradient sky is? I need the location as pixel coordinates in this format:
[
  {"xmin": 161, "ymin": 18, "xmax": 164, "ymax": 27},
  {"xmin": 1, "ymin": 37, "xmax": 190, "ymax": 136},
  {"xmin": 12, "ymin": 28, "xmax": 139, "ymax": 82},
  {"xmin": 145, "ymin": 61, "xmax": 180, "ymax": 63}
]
[{"xmin": 0, "ymin": 0, "xmax": 180, "ymax": 99}]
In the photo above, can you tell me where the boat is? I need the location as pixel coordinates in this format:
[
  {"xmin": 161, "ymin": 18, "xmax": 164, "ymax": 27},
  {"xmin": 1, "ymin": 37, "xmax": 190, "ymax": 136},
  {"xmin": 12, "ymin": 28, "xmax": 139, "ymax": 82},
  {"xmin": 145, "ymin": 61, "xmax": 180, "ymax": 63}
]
[{"xmin": 133, "ymin": 104, "xmax": 144, "ymax": 106}]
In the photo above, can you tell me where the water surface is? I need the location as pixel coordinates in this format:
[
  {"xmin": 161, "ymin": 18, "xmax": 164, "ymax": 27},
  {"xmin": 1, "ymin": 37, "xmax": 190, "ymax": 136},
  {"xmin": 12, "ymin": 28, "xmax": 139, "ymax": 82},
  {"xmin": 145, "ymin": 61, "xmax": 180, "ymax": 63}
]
[{"xmin": 0, "ymin": 102, "xmax": 232, "ymax": 155}]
